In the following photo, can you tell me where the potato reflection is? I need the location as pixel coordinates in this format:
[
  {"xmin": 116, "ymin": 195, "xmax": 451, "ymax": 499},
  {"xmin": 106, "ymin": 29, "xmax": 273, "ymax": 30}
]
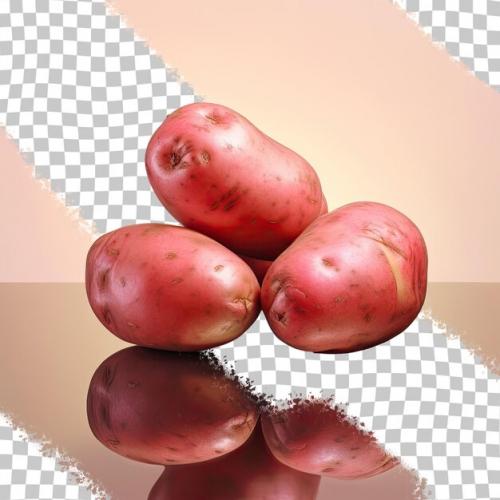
[
  {"xmin": 261, "ymin": 400, "xmax": 398, "ymax": 479},
  {"xmin": 148, "ymin": 425, "xmax": 321, "ymax": 500},
  {"xmin": 87, "ymin": 346, "xmax": 258, "ymax": 465}
]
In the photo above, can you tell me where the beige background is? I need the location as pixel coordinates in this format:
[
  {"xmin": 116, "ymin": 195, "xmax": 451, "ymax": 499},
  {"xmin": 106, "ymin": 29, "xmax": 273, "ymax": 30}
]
[{"xmin": 1, "ymin": 0, "xmax": 499, "ymax": 498}]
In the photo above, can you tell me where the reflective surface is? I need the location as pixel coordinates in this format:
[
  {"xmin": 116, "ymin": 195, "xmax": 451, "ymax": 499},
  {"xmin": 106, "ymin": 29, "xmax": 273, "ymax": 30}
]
[{"xmin": 0, "ymin": 283, "xmax": 445, "ymax": 498}]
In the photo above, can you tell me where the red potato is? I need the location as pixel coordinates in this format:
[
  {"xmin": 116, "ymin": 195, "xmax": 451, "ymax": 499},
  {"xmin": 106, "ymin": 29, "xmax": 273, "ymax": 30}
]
[
  {"xmin": 237, "ymin": 194, "xmax": 327, "ymax": 284},
  {"xmin": 145, "ymin": 102, "xmax": 324, "ymax": 260},
  {"xmin": 86, "ymin": 223, "xmax": 260, "ymax": 351},
  {"xmin": 320, "ymin": 193, "xmax": 328, "ymax": 215},
  {"xmin": 261, "ymin": 201, "xmax": 428, "ymax": 353},
  {"xmin": 87, "ymin": 347, "xmax": 259, "ymax": 465},
  {"xmin": 148, "ymin": 425, "xmax": 321, "ymax": 500},
  {"xmin": 261, "ymin": 401, "xmax": 398, "ymax": 479},
  {"xmin": 238, "ymin": 254, "xmax": 273, "ymax": 285}
]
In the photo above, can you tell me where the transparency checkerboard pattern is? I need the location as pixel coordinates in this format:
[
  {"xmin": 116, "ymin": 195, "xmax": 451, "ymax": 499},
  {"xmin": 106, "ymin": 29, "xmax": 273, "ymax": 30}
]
[
  {"xmin": 214, "ymin": 314, "xmax": 500, "ymax": 500},
  {"xmin": 0, "ymin": 1, "xmax": 499, "ymax": 499},
  {"xmin": 394, "ymin": 0, "xmax": 500, "ymax": 90},
  {"xmin": 0, "ymin": 415, "xmax": 102, "ymax": 500},
  {"xmin": 0, "ymin": 0, "xmax": 198, "ymax": 235}
]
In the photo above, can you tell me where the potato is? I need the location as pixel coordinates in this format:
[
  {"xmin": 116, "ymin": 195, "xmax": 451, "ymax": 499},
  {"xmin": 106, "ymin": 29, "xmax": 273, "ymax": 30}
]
[
  {"xmin": 87, "ymin": 347, "xmax": 259, "ymax": 465},
  {"xmin": 320, "ymin": 193, "xmax": 328, "ymax": 215},
  {"xmin": 238, "ymin": 193, "xmax": 327, "ymax": 284},
  {"xmin": 238, "ymin": 254, "xmax": 273, "ymax": 285},
  {"xmin": 145, "ymin": 102, "xmax": 324, "ymax": 260},
  {"xmin": 261, "ymin": 401, "xmax": 398, "ymax": 479},
  {"xmin": 86, "ymin": 223, "xmax": 260, "ymax": 351},
  {"xmin": 261, "ymin": 201, "xmax": 427, "ymax": 353},
  {"xmin": 148, "ymin": 425, "xmax": 321, "ymax": 500}
]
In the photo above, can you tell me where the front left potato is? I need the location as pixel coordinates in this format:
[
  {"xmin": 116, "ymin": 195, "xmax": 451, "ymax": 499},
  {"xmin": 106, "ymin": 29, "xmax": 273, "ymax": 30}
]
[{"xmin": 85, "ymin": 223, "xmax": 260, "ymax": 351}]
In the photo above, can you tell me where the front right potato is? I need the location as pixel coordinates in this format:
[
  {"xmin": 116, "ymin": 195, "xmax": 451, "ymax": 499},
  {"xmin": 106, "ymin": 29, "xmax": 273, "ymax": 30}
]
[{"xmin": 261, "ymin": 201, "xmax": 428, "ymax": 353}]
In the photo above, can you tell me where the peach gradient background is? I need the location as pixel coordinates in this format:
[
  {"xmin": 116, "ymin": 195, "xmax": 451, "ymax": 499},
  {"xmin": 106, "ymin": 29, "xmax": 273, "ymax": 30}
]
[{"xmin": 1, "ymin": 1, "xmax": 499, "ymax": 499}]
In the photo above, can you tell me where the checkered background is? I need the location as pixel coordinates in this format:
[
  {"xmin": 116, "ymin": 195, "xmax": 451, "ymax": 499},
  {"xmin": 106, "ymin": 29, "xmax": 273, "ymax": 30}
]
[
  {"xmin": 214, "ymin": 315, "xmax": 500, "ymax": 500},
  {"xmin": 394, "ymin": 0, "xmax": 500, "ymax": 90},
  {"xmin": 0, "ymin": 1, "xmax": 499, "ymax": 499},
  {"xmin": 0, "ymin": 415, "xmax": 100, "ymax": 500}
]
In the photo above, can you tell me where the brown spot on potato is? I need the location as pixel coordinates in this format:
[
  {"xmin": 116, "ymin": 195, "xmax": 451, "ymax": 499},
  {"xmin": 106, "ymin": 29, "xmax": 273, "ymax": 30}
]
[
  {"xmin": 103, "ymin": 365, "xmax": 115, "ymax": 389},
  {"xmin": 322, "ymin": 258, "xmax": 334, "ymax": 267},
  {"xmin": 127, "ymin": 321, "xmax": 137, "ymax": 329},
  {"xmin": 205, "ymin": 112, "xmax": 220, "ymax": 125},
  {"xmin": 165, "ymin": 251, "xmax": 177, "ymax": 260},
  {"xmin": 233, "ymin": 297, "xmax": 252, "ymax": 317},
  {"xmin": 274, "ymin": 311, "xmax": 287, "ymax": 326},
  {"xmin": 103, "ymin": 307, "xmax": 112, "ymax": 325},
  {"xmin": 170, "ymin": 277, "xmax": 183, "ymax": 285},
  {"xmin": 169, "ymin": 151, "xmax": 181, "ymax": 168},
  {"xmin": 142, "ymin": 225, "xmax": 163, "ymax": 235},
  {"xmin": 214, "ymin": 449, "xmax": 224, "ymax": 454},
  {"xmin": 107, "ymin": 439, "xmax": 120, "ymax": 447},
  {"xmin": 334, "ymin": 295, "xmax": 347, "ymax": 303},
  {"xmin": 357, "ymin": 332, "xmax": 371, "ymax": 338},
  {"xmin": 106, "ymin": 247, "xmax": 119, "ymax": 256},
  {"xmin": 119, "ymin": 277, "xmax": 126, "ymax": 287},
  {"xmin": 363, "ymin": 312, "xmax": 373, "ymax": 323},
  {"xmin": 98, "ymin": 269, "xmax": 109, "ymax": 289},
  {"xmin": 200, "ymin": 150, "xmax": 210, "ymax": 164},
  {"xmin": 223, "ymin": 198, "xmax": 238, "ymax": 211},
  {"xmin": 164, "ymin": 459, "xmax": 178, "ymax": 464},
  {"xmin": 127, "ymin": 381, "xmax": 138, "ymax": 388},
  {"xmin": 214, "ymin": 265, "xmax": 224, "ymax": 272},
  {"xmin": 210, "ymin": 186, "xmax": 241, "ymax": 211}
]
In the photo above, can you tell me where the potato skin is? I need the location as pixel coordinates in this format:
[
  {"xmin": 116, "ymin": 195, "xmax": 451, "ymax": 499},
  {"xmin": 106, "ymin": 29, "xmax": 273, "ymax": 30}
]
[
  {"xmin": 261, "ymin": 401, "xmax": 398, "ymax": 479},
  {"xmin": 86, "ymin": 223, "xmax": 260, "ymax": 351},
  {"xmin": 145, "ymin": 102, "xmax": 323, "ymax": 260},
  {"xmin": 320, "ymin": 193, "xmax": 328, "ymax": 215},
  {"xmin": 261, "ymin": 201, "xmax": 428, "ymax": 353},
  {"xmin": 148, "ymin": 425, "xmax": 321, "ymax": 500},
  {"xmin": 238, "ymin": 254, "xmax": 273, "ymax": 285},
  {"xmin": 237, "ymin": 194, "xmax": 326, "ymax": 285},
  {"xmin": 87, "ymin": 347, "xmax": 259, "ymax": 466},
  {"xmin": 237, "ymin": 191, "xmax": 327, "ymax": 284}
]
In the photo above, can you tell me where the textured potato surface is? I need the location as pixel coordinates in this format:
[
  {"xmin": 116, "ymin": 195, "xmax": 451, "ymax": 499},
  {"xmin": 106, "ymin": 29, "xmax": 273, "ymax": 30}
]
[
  {"xmin": 86, "ymin": 223, "xmax": 260, "ymax": 351},
  {"xmin": 146, "ymin": 102, "xmax": 323, "ymax": 259},
  {"xmin": 148, "ymin": 425, "xmax": 321, "ymax": 500},
  {"xmin": 262, "ymin": 202, "xmax": 428, "ymax": 353},
  {"xmin": 261, "ymin": 401, "xmax": 398, "ymax": 479},
  {"xmin": 87, "ymin": 347, "xmax": 259, "ymax": 465}
]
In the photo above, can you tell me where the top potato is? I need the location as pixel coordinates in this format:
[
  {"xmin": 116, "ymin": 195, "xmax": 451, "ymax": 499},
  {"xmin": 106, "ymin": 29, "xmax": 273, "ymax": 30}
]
[{"xmin": 145, "ymin": 102, "xmax": 324, "ymax": 260}]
